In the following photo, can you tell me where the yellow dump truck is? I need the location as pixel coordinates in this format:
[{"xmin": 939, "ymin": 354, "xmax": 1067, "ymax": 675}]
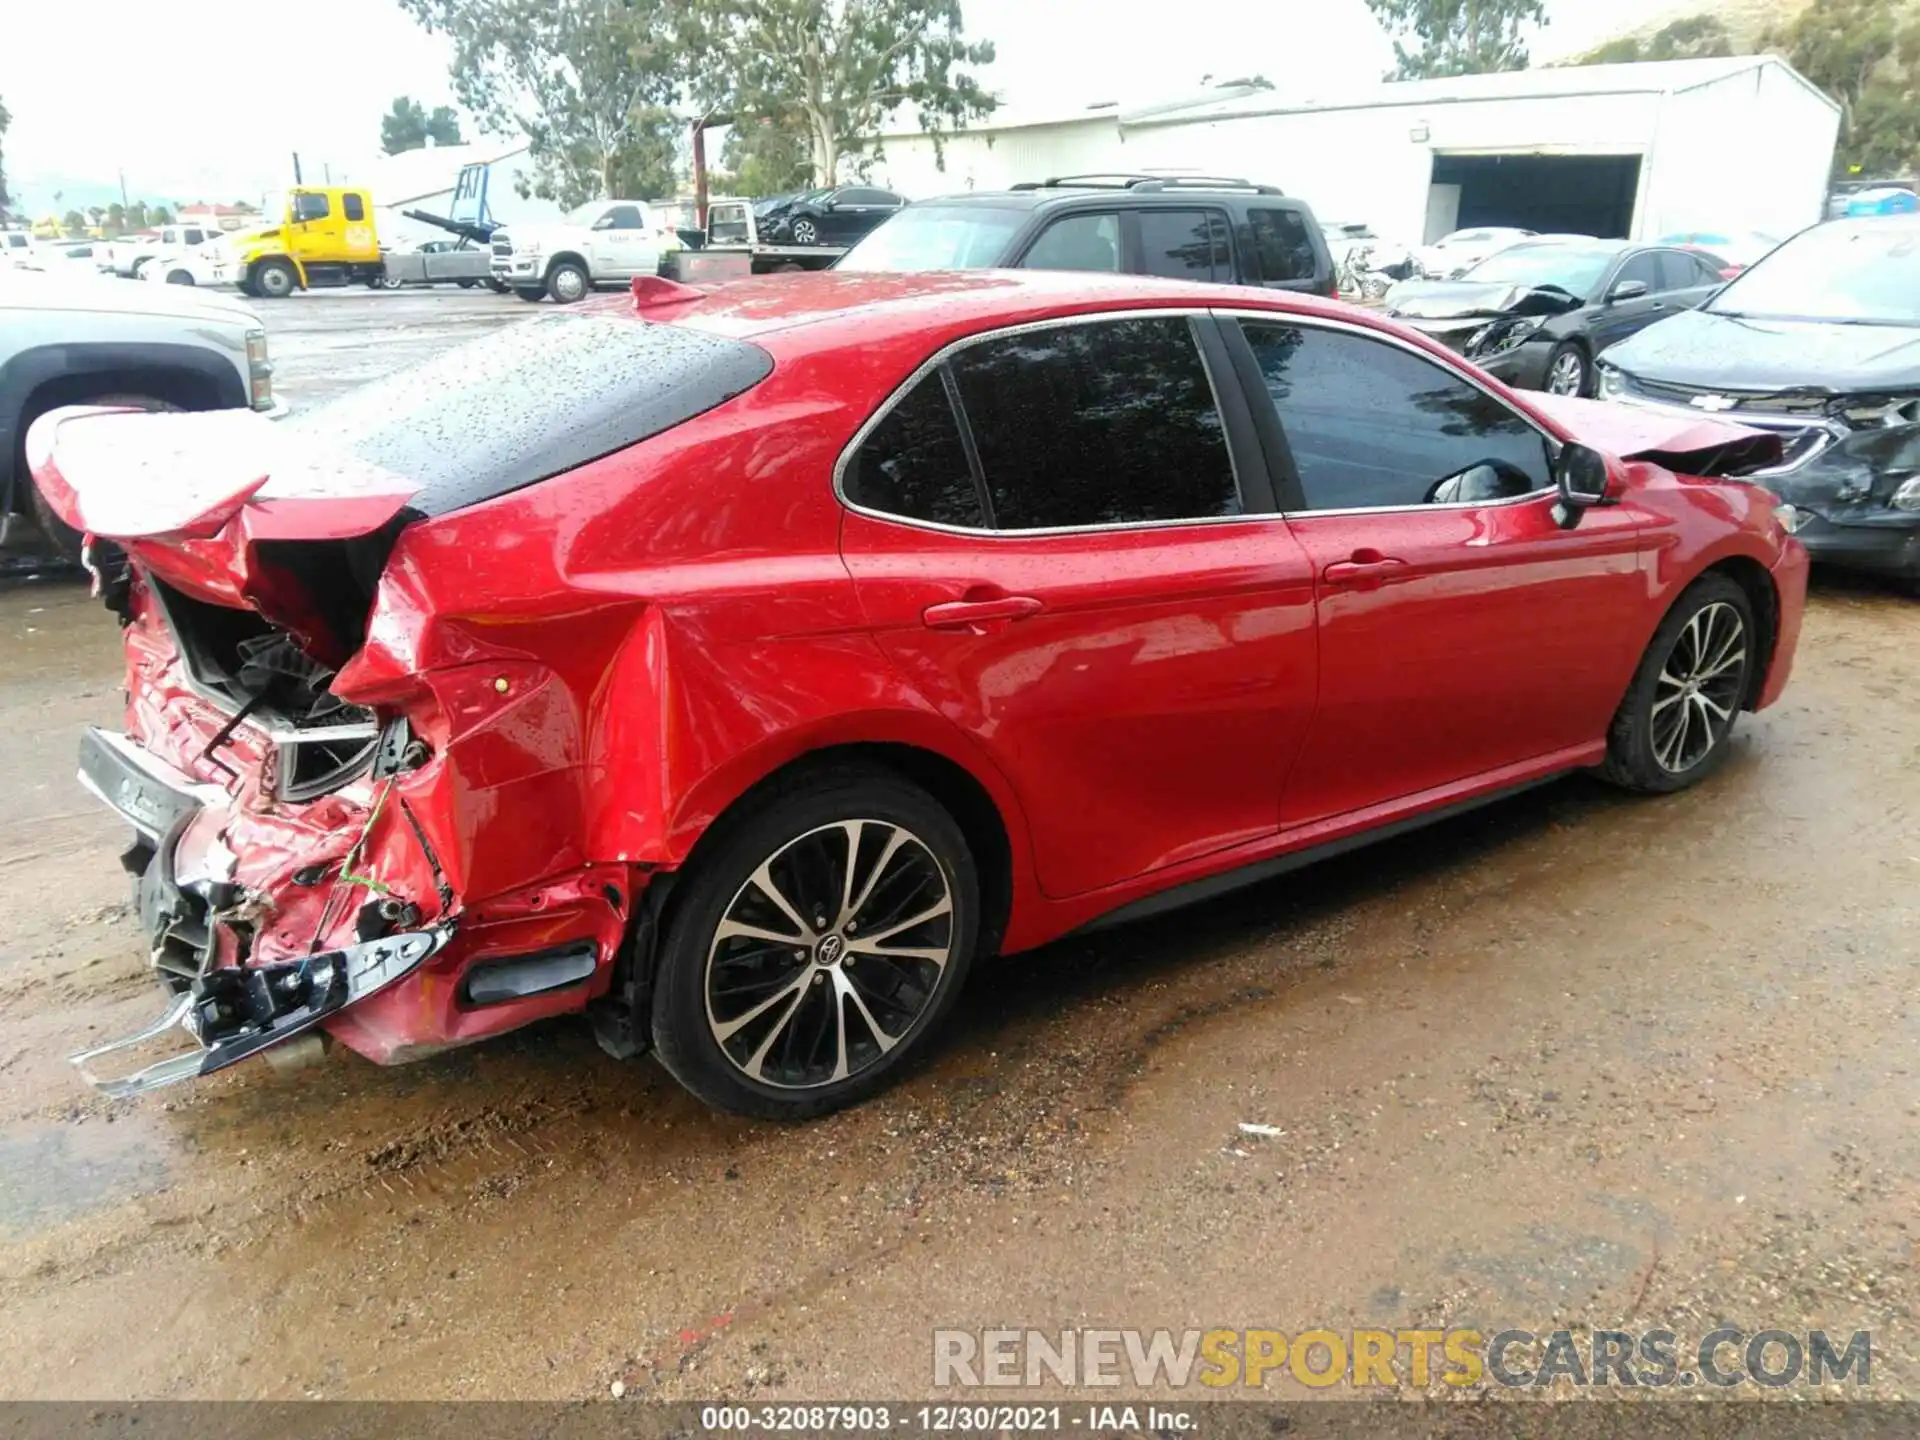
[{"xmin": 225, "ymin": 187, "xmax": 384, "ymax": 298}]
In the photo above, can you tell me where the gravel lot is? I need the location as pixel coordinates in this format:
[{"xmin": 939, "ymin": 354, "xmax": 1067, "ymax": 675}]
[{"xmin": 1, "ymin": 290, "xmax": 1917, "ymax": 1403}]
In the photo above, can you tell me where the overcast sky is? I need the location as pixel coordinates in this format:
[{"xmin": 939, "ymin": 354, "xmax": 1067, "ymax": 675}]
[{"xmin": 2, "ymin": 0, "xmax": 1683, "ymax": 212}]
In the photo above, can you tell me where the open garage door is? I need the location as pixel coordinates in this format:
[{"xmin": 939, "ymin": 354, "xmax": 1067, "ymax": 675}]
[{"xmin": 1429, "ymin": 153, "xmax": 1642, "ymax": 240}]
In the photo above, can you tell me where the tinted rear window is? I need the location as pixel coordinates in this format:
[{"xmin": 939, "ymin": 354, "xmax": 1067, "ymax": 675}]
[{"xmin": 277, "ymin": 313, "xmax": 773, "ymax": 516}]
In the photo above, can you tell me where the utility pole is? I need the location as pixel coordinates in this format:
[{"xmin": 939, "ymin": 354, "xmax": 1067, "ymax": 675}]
[
  {"xmin": 292, "ymin": 151, "xmax": 303, "ymax": 184},
  {"xmin": 118, "ymin": 169, "xmax": 128, "ymax": 207}
]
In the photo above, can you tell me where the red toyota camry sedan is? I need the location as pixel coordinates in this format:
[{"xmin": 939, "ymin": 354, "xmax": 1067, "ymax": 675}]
[{"xmin": 29, "ymin": 270, "xmax": 1807, "ymax": 1118}]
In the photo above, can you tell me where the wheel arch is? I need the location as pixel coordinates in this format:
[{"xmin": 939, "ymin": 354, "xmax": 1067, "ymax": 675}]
[
  {"xmin": 542, "ymin": 251, "xmax": 589, "ymax": 281},
  {"xmin": 659, "ymin": 731, "xmax": 1024, "ymax": 965},
  {"xmin": 246, "ymin": 253, "xmax": 307, "ymax": 290},
  {"xmin": 1699, "ymin": 553, "xmax": 1780, "ymax": 711},
  {"xmin": 0, "ymin": 343, "xmax": 243, "ymax": 513}
]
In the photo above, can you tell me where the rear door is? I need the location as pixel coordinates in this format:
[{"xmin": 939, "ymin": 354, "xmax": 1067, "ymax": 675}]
[
  {"xmin": 1652, "ymin": 247, "xmax": 1722, "ymax": 314},
  {"xmin": 1222, "ymin": 313, "xmax": 1651, "ymax": 828},
  {"xmin": 839, "ymin": 310, "xmax": 1319, "ymax": 901},
  {"xmin": 1133, "ymin": 208, "xmax": 1236, "ymax": 283}
]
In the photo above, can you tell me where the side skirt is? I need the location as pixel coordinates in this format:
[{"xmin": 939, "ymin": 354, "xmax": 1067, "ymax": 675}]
[{"xmin": 1069, "ymin": 773, "xmax": 1570, "ymax": 937}]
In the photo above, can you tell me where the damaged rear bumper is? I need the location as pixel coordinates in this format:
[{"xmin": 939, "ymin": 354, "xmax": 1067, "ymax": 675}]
[
  {"xmin": 71, "ymin": 724, "xmax": 452, "ymax": 1097},
  {"xmin": 71, "ymin": 926, "xmax": 450, "ymax": 1098}
]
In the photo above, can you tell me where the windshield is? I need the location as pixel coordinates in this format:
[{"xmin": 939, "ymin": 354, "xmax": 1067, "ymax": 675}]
[
  {"xmin": 1462, "ymin": 244, "xmax": 1619, "ymax": 295},
  {"xmin": 835, "ymin": 205, "xmax": 1028, "ymax": 272},
  {"xmin": 1708, "ymin": 222, "xmax": 1920, "ymax": 323}
]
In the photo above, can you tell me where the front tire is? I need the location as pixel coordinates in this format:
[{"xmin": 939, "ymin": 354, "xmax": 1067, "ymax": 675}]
[
  {"xmin": 514, "ymin": 286, "xmax": 545, "ymax": 302},
  {"xmin": 545, "ymin": 260, "xmax": 589, "ymax": 303},
  {"xmin": 253, "ymin": 259, "xmax": 297, "ymax": 298},
  {"xmin": 1601, "ymin": 574, "xmax": 1755, "ymax": 794},
  {"xmin": 1544, "ymin": 341, "xmax": 1591, "ymax": 397},
  {"xmin": 790, "ymin": 217, "xmax": 820, "ymax": 246},
  {"xmin": 650, "ymin": 766, "xmax": 980, "ymax": 1120}
]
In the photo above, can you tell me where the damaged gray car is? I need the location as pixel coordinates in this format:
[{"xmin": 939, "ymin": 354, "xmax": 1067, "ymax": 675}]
[
  {"xmin": 1383, "ymin": 238, "xmax": 1728, "ymax": 397},
  {"xmin": 1598, "ymin": 216, "xmax": 1920, "ymax": 587}
]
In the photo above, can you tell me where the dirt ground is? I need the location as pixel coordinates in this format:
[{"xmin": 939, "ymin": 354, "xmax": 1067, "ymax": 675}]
[{"xmin": 1, "ymin": 292, "xmax": 1918, "ymax": 1404}]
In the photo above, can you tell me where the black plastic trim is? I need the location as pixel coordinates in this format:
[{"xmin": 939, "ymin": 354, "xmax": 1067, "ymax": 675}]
[
  {"xmin": 460, "ymin": 942, "xmax": 600, "ymax": 1007},
  {"xmin": 1070, "ymin": 775, "xmax": 1566, "ymax": 936}
]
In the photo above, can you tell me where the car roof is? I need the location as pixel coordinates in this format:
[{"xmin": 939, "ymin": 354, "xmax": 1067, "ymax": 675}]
[
  {"xmin": 910, "ymin": 185, "xmax": 1307, "ymax": 213},
  {"xmin": 609, "ymin": 269, "xmax": 1330, "ymax": 350}
]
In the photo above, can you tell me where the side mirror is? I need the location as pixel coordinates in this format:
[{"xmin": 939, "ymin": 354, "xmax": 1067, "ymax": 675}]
[
  {"xmin": 1553, "ymin": 443, "xmax": 1613, "ymax": 529},
  {"xmin": 1608, "ymin": 278, "xmax": 1649, "ymax": 304}
]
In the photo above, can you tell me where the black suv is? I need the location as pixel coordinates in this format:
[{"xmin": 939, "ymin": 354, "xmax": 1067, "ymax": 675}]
[{"xmin": 834, "ymin": 174, "xmax": 1336, "ymax": 296}]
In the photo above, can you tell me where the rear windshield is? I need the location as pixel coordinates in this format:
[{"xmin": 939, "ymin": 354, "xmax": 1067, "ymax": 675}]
[
  {"xmin": 278, "ymin": 311, "xmax": 773, "ymax": 515},
  {"xmin": 836, "ymin": 205, "xmax": 1029, "ymax": 271}
]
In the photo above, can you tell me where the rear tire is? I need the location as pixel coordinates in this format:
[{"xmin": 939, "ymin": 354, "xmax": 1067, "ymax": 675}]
[
  {"xmin": 23, "ymin": 394, "xmax": 182, "ymax": 565},
  {"xmin": 1600, "ymin": 573, "xmax": 1755, "ymax": 794},
  {"xmin": 253, "ymin": 259, "xmax": 297, "ymax": 298},
  {"xmin": 650, "ymin": 765, "xmax": 980, "ymax": 1120},
  {"xmin": 456, "ymin": 278, "xmax": 478, "ymax": 289},
  {"xmin": 164, "ymin": 269, "xmax": 194, "ymax": 285}
]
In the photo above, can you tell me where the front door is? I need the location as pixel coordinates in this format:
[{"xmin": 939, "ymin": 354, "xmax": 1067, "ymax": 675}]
[
  {"xmin": 840, "ymin": 312, "xmax": 1319, "ymax": 900},
  {"xmin": 1588, "ymin": 250, "xmax": 1671, "ymax": 354},
  {"xmin": 589, "ymin": 204, "xmax": 654, "ymax": 278},
  {"xmin": 1226, "ymin": 316, "xmax": 1651, "ymax": 829}
]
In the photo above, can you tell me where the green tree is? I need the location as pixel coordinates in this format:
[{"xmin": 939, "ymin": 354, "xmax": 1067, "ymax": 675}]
[
  {"xmin": 126, "ymin": 200, "xmax": 149, "ymax": 230},
  {"xmin": 1581, "ymin": 14, "xmax": 1736, "ymax": 65},
  {"xmin": 62, "ymin": 208, "xmax": 85, "ymax": 237},
  {"xmin": 399, "ymin": 0, "xmax": 682, "ymax": 205},
  {"xmin": 0, "ymin": 94, "xmax": 10, "ymax": 221},
  {"xmin": 85, "ymin": 206, "xmax": 105, "ymax": 230},
  {"xmin": 686, "ymin": 0, "xmax": 997, "ymax": 184},
  {"xmin": 150, "ymin": 205, "xmax": 173, "ymax": 225},
  {"xmin": 1364, "ymin": 0, "xmax": 1548, "ymax": 79},
  {"xmin": 1767, "ymin": 0, "xmax": 1920, "ymax": 176},
  {"xmin": 106, "ymin": 201, "xmax": 126, "ymax": 234},
  {"xmin": 380, "ymin": 94, "xmax": 466, "ymax": 153},
  {"xmin": 721, "ymin": 113, "xmax": 816, "ymax": 193}
]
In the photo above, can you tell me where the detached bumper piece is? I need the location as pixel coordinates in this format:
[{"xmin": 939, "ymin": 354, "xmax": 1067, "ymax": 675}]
[{"xmin": 70, "ymin": 927, "xmax": 451, "ymax": 1099}]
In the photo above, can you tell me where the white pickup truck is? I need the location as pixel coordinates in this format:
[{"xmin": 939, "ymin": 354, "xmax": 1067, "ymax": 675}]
[{"xmin": 488, "ymin": 199, "xmax": 680, "ymax": 303}]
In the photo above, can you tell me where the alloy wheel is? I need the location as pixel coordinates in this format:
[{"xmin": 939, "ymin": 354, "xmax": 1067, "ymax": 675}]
[
  {"xmin": 703, "ymin": 819, "xmax": 955, "ymax": 1091},
  {"xmin": 1547, "ymin": 350, "xmax": 1587, "ymax": 396},
  {"xmin": 1651, "ymin": 600, "xmax": 1747, "ymax": 774},
  {"xmin": 791, "ymin": 219, "xmax": 819, "ymax": 245}
]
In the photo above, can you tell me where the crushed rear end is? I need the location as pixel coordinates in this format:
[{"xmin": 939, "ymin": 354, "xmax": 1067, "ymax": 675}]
[{"xmin": 29, "ymin": 309, "xmax": 773, "ymax": 1096}]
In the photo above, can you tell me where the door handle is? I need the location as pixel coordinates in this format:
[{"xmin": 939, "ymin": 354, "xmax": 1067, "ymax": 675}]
[
  {"xmin": 922, "ymin": 595, "xmax": 1044, "ymax": 630},
  {"xmin": 1322, "ymin": 550, "xmax": 1408, "ymax": 591}
]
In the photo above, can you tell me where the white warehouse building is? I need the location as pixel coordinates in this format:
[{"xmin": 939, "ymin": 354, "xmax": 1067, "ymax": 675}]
[{"xmin": 869, "ymin": 56, "xmax": 1841, "ymax": 246}]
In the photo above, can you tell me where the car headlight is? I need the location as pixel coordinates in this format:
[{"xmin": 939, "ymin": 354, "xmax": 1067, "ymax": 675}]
[
  {"xmin": 1893, "ymin": 477, "xmax": 1920, "ymax": 512},
  {"xmin": 1837, "ymin": 396, "xmax": 1920, "ymax": 429},
  {"xmin": 1598, "ymin": 365, "xmax": 1627, "ymax": 400},
  {"xmin": 1466, "ymin": 316, "xmax": 1542, "ymax": 358}
]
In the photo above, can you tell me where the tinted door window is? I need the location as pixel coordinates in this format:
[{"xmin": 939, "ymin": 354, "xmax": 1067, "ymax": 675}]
[
  {"xmin": 293, "ymin": 193, "xmax": 330, "ymax": 222},
  {"xmin": 1250, "ymin": 208, "xmax": 1317, "ymax": 282},
  {"xmin": 604, "ymin": 205, "xmax": 646, "ymax": 229},
  {"xmin": 840, "ymin": 189, "xmax": 898, "ymax": 206},
  {"xmin": 843, "ymin": 375, "xmax": 985, "ymax": 529},
  {"xmin": 343, "ymin": 193, "xmax": 366, "ymax": 222},
  {"xmin": 1138, "ymin": 209, "xmax": 1232, "ymax": 282},
  {"xmin": 950, "ymin": 316, "xmax": 1239, "ymax": 530},
  {"xmin": 1242, "ymin": 322, "xmax": 1552, "ymax": 511},
  {"xmin": 1021, "ymin": 213, "xmax": 1121, "ymax": 271}
]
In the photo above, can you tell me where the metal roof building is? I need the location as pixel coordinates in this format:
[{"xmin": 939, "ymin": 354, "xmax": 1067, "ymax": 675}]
[{"xmin": 870, "ymin": 56, "xmax": 1841, "ymax": 246}]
